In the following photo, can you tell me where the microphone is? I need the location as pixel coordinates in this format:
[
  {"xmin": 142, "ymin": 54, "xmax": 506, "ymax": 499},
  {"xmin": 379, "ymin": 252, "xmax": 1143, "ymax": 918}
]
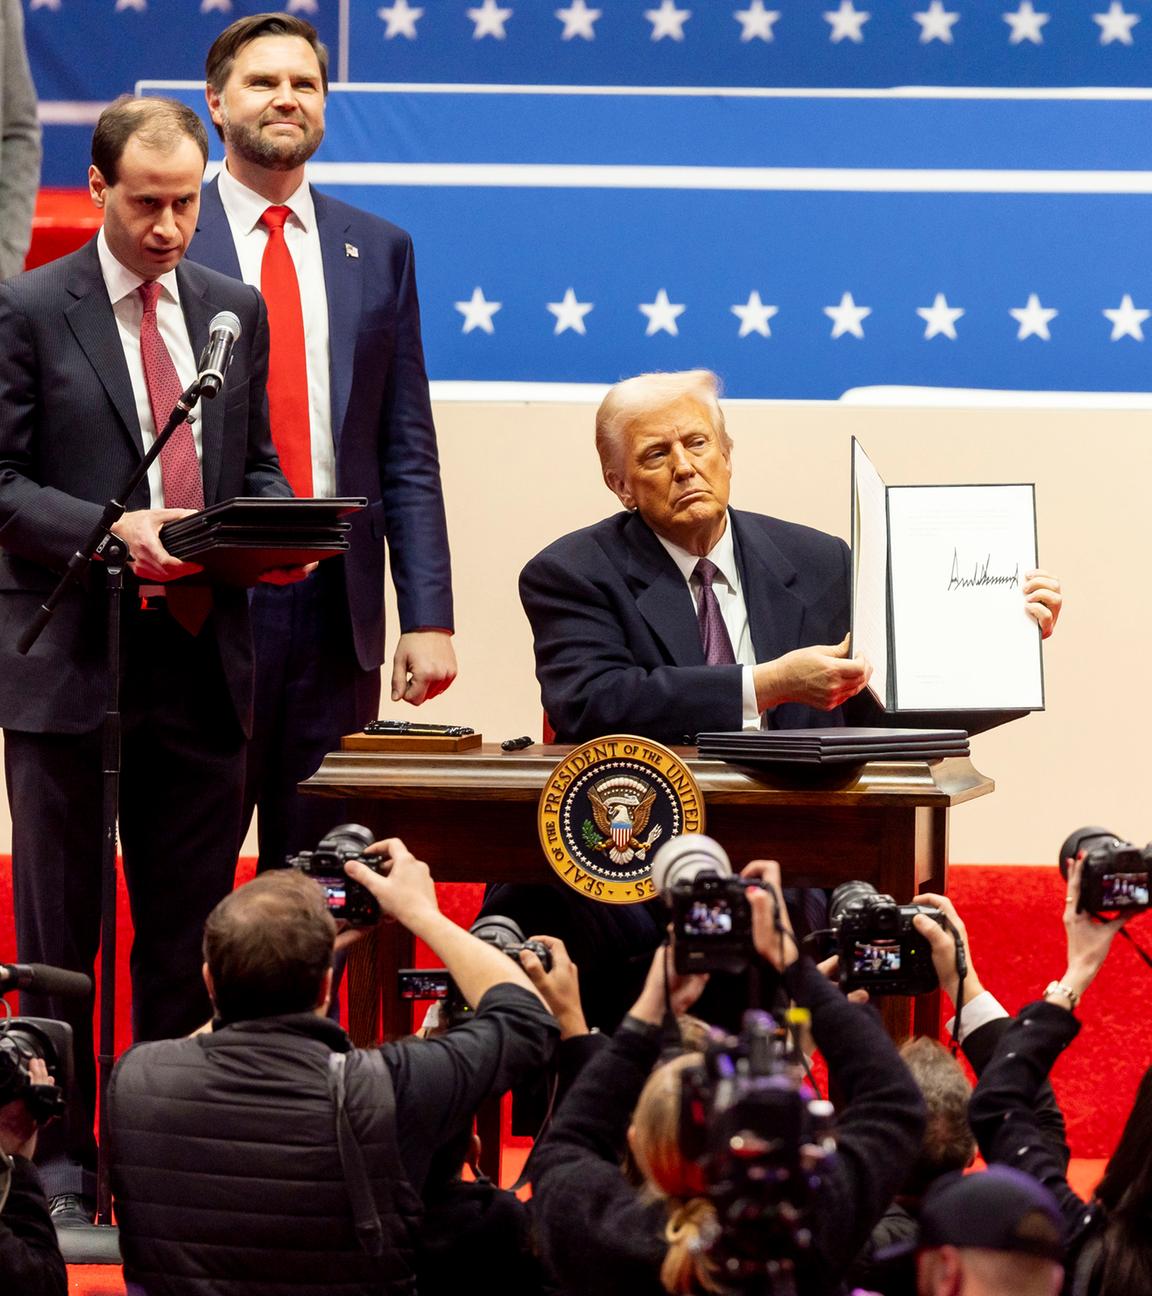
[
  {"xmin": 0, "ymin": 963, "xmax": 93, "ymax": 999},
  {"xmin": 196, "ymin": 310, "xmax": 242, "ymax": 399}
]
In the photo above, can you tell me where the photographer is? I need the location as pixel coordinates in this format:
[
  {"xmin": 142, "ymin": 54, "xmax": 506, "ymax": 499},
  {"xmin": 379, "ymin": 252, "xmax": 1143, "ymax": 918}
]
[
  {"xmin": 0, "ymin": 1056, "xmax": 66, "ymax": 1296},
  {"xmin": 968, "ymin": 855, "xmax": 1144, "ymax": 1296},
  {"xmin": 530, "ymin": 858, "xmax": 926, "ymax": 1296},
  {"xmin": 107, "ymin": 838, "xmax": 558, "ymax": 1296},
  {"xmin": 850, "ymin": 893, "xmax": 1070, "ymax": 1296}
]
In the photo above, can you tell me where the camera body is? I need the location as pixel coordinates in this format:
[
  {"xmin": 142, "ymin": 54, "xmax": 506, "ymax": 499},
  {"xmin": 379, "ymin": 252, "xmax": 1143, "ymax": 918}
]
[
  {"xmin": 830, "ymin": 881, "xmax": 945, "ymax": 996},
  {"xmin": 679, "ymin": 1010, "xmax": 836, "ymax": 1285},
  {"xmin": 653, "ymin": 834, "xmax": 766, "ymax": 975},
  {"xmin": 0, "ymin": 1018, "xmax": 71, "ymax": 1122},
  {"xmin": 287, "ymin": 823, "xmax": 384, "ymax": 927},
  {"xmin": 398, "ymin": 916, "xmax": 553, "ymax": 1029},
  {"xmin": 1060, "ymin": 827, "xmax": 1152, "ymax": 913}
]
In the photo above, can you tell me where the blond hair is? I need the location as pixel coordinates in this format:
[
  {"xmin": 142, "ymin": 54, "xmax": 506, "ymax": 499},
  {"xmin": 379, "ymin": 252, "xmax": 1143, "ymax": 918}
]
[{"xmin": 595, "ymin": 370, "xmax": 731, "ymax": 481}]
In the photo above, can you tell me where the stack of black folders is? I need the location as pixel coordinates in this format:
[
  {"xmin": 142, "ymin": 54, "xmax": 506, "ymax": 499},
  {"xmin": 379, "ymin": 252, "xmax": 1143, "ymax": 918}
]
[
  {"xmin": 159, "ymin": 497, "xmax": 367, "ymax": 586},
  {"xmin": 696, "ymin": 727, "xmax": 970, "ymax": 766}
]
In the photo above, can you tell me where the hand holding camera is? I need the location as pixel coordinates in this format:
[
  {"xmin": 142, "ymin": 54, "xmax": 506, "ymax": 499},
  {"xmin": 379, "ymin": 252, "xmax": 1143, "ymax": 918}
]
[
  {"xmin": 516, "ymin": 936, "xmax": 588, "ymax": 1040},
  {"xmin": 1048, "ymin": 854, "xmax": 1132, "ymax": 1011},
  {"xmin": 0, "ymin": 1057, "xmax": 51, "ymax": 1161},
  {"xmin": 910, "ymin": 891, "xmax": 984, "ymax": 1010}
]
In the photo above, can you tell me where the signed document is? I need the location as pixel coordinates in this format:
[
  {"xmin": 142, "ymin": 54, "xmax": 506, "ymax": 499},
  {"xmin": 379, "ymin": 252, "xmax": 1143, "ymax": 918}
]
[{"xmin": 851, "ymin": 440, "xmax": 1043, "ymax": 713}]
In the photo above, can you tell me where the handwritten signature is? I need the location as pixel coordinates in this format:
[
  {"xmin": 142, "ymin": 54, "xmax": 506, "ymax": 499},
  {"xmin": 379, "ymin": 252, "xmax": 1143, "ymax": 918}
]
[{"xmin": 947, "ymin": 549, "xmax": 1020, "ymax": 592}]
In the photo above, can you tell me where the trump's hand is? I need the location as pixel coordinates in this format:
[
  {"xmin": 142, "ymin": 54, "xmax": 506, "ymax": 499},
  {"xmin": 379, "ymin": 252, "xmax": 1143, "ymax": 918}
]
[
  {"xmin": 1022, "ymin": 569, "xmax": 1062, "ymax": 639},
  {"xmin": 753, "ymin": 635, "xmax": 872, "ymax": 713},
  {"xmin": 391, "ymin": 630, "xmax": 457, "ymax": 706}
]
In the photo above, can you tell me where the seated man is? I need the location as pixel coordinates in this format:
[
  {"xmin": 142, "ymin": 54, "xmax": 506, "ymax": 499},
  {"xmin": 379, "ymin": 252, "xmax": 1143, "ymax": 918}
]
[
  {"xmin": 521, "ymin": 368, "xmax": 1061, "ymax": 745},
  {"xmin": 487, "ymin": 368, "xmax": 1061, "ymax": 1027},
  {"xmin": 107, "ymin": 842, "xmax": 558, "ymax": 1296}
]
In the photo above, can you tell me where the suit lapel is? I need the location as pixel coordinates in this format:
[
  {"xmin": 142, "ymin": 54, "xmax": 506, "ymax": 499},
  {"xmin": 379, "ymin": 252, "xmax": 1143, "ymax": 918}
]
[
  {"xmin": 176, "ymin": 261, "xmax": 225, "ymax": 503},
  {"xmin": 64, "ymin": 241, "xmax": 144, "ymax": 459},
  {"xmin": 732, "ymin": 510, "xmax": 805, "ymax": 666},
  {"xmin": 624, "ymin": 514, "xmax": 706, "ymax": 667},
  {"xmin": 314, "ymin": 190, "xmax": 359, "ymax": 451},
  {"xmin": 192, "ymin": 178, "xmax": 244, "ymax": 280}
]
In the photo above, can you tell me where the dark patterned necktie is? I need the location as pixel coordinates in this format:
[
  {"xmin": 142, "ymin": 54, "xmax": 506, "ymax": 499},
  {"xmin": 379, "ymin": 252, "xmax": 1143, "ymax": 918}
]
[
  {"xmin": 693, "ymin": 558, "xmax": 737, "ymax": 666},
  {"xmin": 137, "ymin": 281, "xmax": 203, "ymax": 510},
  {"xmin": 137, "ymin": 281, "xmax": 210, "ymax": 635}
]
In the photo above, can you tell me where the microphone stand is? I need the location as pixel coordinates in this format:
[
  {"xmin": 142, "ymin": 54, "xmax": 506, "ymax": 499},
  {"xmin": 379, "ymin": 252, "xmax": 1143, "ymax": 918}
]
[{"xmin": 18, "ymin": 377, "xmax": 210, "ymax": 1244}]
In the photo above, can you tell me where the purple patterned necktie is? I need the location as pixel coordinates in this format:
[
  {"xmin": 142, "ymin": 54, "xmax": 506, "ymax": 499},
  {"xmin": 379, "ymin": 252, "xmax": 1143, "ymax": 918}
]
[{"xmin": 693, "ymin": 558, "xmax": 737, "ymax": 666}]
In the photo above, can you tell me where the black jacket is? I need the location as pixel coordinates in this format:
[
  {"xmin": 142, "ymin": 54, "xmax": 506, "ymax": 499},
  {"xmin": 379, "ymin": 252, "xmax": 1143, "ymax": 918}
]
[
  {"xmin": 531, "ymin": 958, "xmax": 927, "ymax": 1296},
  {"xmin": 968, "ymin": 1000, "xmax": 1103, "ymax": 1294},
  {"xmin": 109, "ymin": 984, "xmax": 557, "ymax": 1296},
  {"xmin": 0, "ymin": 1155, "xmax": 66, "ymax": 1296}
]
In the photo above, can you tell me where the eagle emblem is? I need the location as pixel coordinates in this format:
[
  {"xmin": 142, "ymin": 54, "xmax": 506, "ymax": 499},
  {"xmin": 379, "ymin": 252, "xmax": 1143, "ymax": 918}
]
[{"xmin": 586, "ymin": 775, "xmax": 664, "ymax": 866}]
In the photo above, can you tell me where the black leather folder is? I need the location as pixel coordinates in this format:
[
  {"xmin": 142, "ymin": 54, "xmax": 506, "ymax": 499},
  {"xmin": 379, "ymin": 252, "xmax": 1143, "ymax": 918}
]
[{"xmin": 160, "ymin": 496, "xmax": 367, "ymax": 586}]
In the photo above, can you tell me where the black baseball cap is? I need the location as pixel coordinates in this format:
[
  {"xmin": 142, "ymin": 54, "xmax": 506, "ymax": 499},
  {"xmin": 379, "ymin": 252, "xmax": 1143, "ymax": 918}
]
[{"xmin": 918, "ymin": 1166, "xmax": 1066, "ymax": 1263}]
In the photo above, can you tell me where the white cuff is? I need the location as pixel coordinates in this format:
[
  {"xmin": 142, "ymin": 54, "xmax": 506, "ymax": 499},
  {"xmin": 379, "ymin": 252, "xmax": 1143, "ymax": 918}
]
[
  {"xmin": 741, "ymin": 665, "xmax": 761, "ymax": 730},
  {"xmin": 945, "ymin": 989, "xmax": 1008, "ymax": 1045}
]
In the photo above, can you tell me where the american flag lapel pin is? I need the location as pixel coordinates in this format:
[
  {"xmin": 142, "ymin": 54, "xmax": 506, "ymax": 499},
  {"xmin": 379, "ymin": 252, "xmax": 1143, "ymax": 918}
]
[{"xmin": 345, "ymin": 243, "xmax": 359, "ymax": 258}]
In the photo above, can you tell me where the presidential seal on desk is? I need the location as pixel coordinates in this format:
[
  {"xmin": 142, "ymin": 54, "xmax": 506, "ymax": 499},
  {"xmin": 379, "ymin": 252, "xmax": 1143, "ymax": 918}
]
[{"xmin": 537, "ymin": 736, "xmax": 705, "ymax": 904}]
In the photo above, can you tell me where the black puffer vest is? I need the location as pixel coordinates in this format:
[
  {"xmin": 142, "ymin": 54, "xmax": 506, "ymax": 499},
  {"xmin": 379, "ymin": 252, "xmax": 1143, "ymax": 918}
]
[{"xmin": 108, "ymin": 1013, "xmax": 423, "ymax": 1295}]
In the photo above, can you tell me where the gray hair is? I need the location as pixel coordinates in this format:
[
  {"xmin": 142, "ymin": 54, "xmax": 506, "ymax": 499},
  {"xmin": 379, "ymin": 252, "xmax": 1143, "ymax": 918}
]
[{"xmin": 594, "ymin": 370, "xmax": 732, "ymax": 480}]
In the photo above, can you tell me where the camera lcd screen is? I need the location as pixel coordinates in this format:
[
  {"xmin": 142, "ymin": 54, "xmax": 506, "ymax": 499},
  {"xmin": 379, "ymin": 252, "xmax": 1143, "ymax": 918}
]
[
  {"xmin": 313, "ymin": 876, "xmax": 347, "ymax": 914},
  {"xmin": 852, "ymin": 938, "xmax": 902, "ymax": 975},
  {"xmin": 397, "ymin": 971, "xmax": 451, "ymax": 1000},
  {"xmin": 684, "ymin": 899, "xmax": 735, "ymax": 937},
  {"xmin": 1100, "ymin": 871, "xmax": 1151, "ymax": 907}
]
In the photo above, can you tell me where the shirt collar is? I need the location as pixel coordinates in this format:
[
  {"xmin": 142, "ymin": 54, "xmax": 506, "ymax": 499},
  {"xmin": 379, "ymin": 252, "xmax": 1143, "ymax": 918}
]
[
  {"xmin": 96, "ymin": 226, "xmax": 182, "ymax": 309},
  {"xmin": 216, "ymin": 162, "xmax": 316, "ymax": 236},
  {"xmin": 654, "ymin": 510, "xmax": 740, "ymax": 591}
]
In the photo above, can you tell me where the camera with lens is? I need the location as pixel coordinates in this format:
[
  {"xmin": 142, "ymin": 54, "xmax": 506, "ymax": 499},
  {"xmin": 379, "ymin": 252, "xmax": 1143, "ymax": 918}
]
[
  {"xmin": 1060, "ymin": 827, "xmax": 1152, "ymax": 913},
  {"xmin": 652, "ymin": 834, "xmax": 768, "ymax": 976},
  {"xmin": 0, "ymin": 1018, "xmax": 71, "ymax": 1125},
  {"xmin": 398, "ymin": 915, "xmax": 553, "ymax": 1029},
  {"xmin": 287, "ymin": 823, "xmax": 386, "ymax": 928},
  {"xmin": 830, "ymin": 881, "xmax": 947, "ymax": 996},
  {"xmin": 679, "ymin": 1009, "xmax": 836, "ymax": 1288}
]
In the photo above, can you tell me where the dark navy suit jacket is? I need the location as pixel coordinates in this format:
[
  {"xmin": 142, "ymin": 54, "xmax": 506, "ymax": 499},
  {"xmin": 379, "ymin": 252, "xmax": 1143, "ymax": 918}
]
[
  {"xmin": 187, "ymin": 178, "xmax": 453, "ymax": 672},
  {"xmin": 520, "ymin": 507, "xmax": 861, "ymax": 745},
  {"xmin": 0, "ymin": 238, "xmax": 290, "ymax": 735}
]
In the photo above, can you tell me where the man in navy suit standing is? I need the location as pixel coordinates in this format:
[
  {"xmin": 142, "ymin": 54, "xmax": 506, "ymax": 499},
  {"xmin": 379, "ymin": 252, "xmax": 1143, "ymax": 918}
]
[
  {"xmin": 189, "ymin": 14, "xmax": 456, "ymax": 873},
  {"xmin": 0, "ymin": 96, "xmax": 302, "ymax": 1222}
]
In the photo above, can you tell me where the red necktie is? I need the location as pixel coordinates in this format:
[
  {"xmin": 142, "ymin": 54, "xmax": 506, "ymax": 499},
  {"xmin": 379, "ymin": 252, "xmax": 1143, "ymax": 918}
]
[
  {"xmin": 259, "ymin": 205, "xmax": 313, "ymax": 497},
  {"xmin": 136, "ymin": 281, "xmax": 210, "ymax": 634},
  {"xmin": 137, "ymin": 281, "xmax": 204, "ymax": 511}
]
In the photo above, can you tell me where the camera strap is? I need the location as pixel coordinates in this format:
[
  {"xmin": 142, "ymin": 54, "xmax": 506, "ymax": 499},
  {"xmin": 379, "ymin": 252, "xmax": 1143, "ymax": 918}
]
[{"xmin": 327, "ymin": 1051, "xmax": 385, "ymax": 1258}]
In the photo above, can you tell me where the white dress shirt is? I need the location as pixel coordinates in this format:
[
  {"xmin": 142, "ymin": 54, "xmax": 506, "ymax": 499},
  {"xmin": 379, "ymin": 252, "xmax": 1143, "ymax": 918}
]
[
  {"xmin": 655, "ymin": 513, "xmax": 763, "ymax": 728},
  {"xmin": 215, "ymin": 164, "xmax": 334, "ymax": 497},
  {"xmin": 97, "ymin": 228, "xmax": 201, "ymax": 510}
]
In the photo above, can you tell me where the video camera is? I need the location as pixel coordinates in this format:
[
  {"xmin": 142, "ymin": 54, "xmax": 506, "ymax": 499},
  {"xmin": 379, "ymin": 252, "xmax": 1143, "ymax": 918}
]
[
  {"xmin": 287, "ymin": 823, "xmax": 387, "ymax": 927},
  {"xmin": 0, "ymin": 1018, "xmax": 70, "ymax": 1125},
  {"xmin": 829, "ymin": 881, "xmax": 951, "ymax": 997},
  {"xmin": 652, "ymin": 834, "xmax": 772, "ymax": 976},
  {"xmin": 680, "ymin": 1010, "xmax": 836, "ymax": 1293},
  {"xmin": 1060, "ymin": 827, "xmax": 1152, "ymax": 914},
  {"xmin": 398, "ymin": 915, "xmax": 553, "ymax": 1028}
]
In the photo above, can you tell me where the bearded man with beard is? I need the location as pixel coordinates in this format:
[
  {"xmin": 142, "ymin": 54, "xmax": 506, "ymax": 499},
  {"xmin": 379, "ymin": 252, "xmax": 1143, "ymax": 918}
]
[{"xmin": 189, "ymin": 14, "xmax": 456, "ymax": 876}]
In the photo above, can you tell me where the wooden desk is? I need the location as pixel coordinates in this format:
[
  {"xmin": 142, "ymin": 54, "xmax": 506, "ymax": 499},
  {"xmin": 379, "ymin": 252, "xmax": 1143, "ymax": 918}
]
[{"xmin": 306, "ymin": 743, "xmax": 993, "ymax": 1043}]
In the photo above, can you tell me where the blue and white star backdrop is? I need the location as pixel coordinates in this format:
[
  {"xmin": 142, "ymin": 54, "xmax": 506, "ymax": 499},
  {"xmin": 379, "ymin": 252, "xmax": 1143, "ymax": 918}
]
[{"xmin": 26, "ymin": 1, "xmax": 1152, "ymax": 396}]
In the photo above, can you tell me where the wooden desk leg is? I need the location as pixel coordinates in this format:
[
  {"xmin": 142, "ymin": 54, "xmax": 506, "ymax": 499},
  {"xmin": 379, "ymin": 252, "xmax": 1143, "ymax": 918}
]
[{"xmin": 346, "ymin": 922, "xmax": 416, "ymax": 1046}]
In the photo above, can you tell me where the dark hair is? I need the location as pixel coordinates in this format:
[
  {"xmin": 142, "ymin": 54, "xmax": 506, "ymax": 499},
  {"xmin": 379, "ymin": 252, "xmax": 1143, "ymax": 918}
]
[
  {"xmin": 203, "ymin": 870, "xmax": 336, "ymax": 1023},
  {"xmin": 205, "ymin": 13, "xmax": 330, "ymax": 98},
  {"xmin": 898, "ymin": 1036, "xmax": 976, "ymax": 1197},
  {"xmin": 91, "ymin": 96, "xmax": 210, "ymax": 186},
  {"xmin": 1094, "ymin": 1065, "xmax": 1152, "ymax": 1296}
]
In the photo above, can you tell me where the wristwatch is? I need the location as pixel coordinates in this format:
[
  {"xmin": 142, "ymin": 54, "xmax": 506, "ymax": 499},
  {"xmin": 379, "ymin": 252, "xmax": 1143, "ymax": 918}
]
[{"xmin": 1042, "ymin": 980, "xmax": 1080, "ymax": 1009}]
